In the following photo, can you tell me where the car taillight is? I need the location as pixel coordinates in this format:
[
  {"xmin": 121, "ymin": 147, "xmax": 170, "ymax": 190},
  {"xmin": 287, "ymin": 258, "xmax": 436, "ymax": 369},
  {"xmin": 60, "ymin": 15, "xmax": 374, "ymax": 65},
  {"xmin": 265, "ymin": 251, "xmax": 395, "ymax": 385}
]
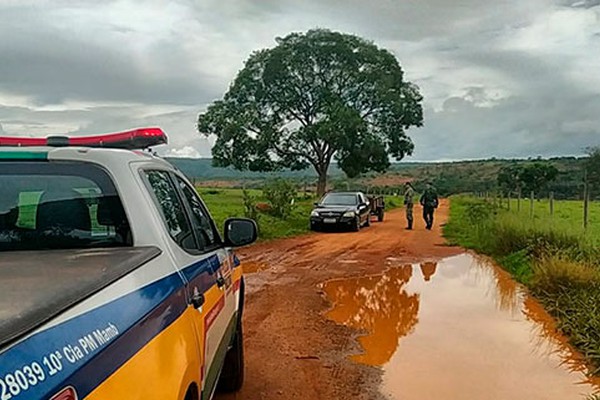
[{"xmin": 50, "ymin": 386, "xmax": 78, "ymax": 400}]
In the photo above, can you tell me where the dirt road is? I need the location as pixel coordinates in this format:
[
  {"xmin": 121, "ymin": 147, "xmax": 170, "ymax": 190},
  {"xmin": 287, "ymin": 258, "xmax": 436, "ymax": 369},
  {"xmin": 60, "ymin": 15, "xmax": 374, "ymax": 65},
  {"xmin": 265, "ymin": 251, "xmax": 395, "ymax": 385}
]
[
  {"xmin": 216, "ymin": 201, "xmax": 460, "ymax": 400},
  {"xmin": 216, "ymin": 200, "xmax": 600, "ymax": 399}
]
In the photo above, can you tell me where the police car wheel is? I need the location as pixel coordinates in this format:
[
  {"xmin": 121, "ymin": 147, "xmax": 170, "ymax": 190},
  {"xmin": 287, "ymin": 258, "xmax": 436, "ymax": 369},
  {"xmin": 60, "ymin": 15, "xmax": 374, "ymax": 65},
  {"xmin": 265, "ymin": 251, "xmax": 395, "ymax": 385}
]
[{"xmin": 217, "ymin": 319, "xmax": 244, "ymax": 392}]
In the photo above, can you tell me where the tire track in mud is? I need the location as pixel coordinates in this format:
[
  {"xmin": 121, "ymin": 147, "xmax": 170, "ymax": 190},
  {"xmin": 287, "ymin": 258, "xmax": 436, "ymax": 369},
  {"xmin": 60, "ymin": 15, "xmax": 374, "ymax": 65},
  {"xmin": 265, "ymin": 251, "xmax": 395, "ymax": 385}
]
[{"xmin": 215, "ymin": 201, "xmax": 460, "ymax": 400}]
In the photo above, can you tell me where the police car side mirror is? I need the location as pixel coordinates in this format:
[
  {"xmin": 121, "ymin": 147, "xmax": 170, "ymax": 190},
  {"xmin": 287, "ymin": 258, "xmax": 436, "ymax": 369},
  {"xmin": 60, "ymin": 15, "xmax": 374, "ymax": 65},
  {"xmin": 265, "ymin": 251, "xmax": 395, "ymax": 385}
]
[{"xmin": 224, "ymin": 218, "xmax": 258, "ymax": 247}]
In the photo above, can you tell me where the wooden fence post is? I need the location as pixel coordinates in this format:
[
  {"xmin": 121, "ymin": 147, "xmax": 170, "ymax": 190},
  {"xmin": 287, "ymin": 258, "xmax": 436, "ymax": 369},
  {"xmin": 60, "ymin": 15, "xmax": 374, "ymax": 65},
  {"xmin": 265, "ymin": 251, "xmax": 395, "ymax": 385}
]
[
  {"xmin": 549, "ymin": 192, "xmax": 554, "ymax": 216},
  {"xmin": 517, "ymin": 189, "xmax": 522, "ymax": 212},
  {"xmin": 584, "ymin": 179, "xmax": 590, "ymax": 231},
  {"xmin": 530, "ymin": 191, "xmax": 535, "ymax": 218},
  {"xmin": 507, "ymin": 192, "xmax": 511, "ymax": 211}
]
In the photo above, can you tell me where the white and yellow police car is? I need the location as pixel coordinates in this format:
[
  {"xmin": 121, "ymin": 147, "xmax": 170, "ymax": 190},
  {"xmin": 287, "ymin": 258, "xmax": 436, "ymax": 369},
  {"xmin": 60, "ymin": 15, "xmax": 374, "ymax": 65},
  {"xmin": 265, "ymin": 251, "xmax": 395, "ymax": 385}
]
[{"xmin": 0, "ymin": 128, "xmax": 257, "ymax": 400}]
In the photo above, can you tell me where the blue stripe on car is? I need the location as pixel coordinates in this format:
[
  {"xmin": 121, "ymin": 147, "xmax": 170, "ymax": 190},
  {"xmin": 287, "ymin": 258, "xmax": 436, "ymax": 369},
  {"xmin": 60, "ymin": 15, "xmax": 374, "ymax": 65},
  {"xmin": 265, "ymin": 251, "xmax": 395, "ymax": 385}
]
[{"xmin": 0, "ymin": 255, "xmax": 218, "ymax": 400}]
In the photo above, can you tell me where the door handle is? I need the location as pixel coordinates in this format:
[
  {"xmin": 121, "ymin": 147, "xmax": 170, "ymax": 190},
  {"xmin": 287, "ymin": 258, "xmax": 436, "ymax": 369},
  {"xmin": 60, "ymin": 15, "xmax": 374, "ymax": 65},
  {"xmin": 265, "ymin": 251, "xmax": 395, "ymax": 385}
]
[
  {"xmin": 216, "ymin": 276, "xmax": 226, "ymax": 289},
  {"xmin": 191, "ymin": 289, "xmax": 205, "ymax": 308}
]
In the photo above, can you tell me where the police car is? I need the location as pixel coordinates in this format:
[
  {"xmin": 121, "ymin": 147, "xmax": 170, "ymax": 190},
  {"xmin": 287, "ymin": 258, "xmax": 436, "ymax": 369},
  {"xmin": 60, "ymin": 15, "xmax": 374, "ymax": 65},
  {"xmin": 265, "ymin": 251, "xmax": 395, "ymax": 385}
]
[{"xmin": 0, "ymin": 128, "xmax": 257, "ymax": 400}]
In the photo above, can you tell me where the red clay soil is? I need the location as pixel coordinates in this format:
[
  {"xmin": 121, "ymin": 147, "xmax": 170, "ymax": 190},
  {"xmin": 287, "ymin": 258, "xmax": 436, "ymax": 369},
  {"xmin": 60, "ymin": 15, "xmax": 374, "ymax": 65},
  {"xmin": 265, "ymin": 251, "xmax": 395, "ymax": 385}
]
[{"xmin": 215, "ymin": 200, "xmax": 460, "ymax": 400}]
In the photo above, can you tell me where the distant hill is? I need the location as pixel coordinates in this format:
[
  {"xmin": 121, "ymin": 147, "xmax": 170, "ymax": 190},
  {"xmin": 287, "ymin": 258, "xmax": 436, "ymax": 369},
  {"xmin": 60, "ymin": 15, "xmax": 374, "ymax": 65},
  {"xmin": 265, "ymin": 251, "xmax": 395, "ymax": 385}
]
[
  {"xmin": 169, "ymin": 156, "xmax": 589, "ymax": 199},
  {"xmin": 167, "ymin": 158, "xmax": 342, "ymax": 181},
  {"xmin": 360, "ymin": 157, "xmax": 587, "ymax": 199}
]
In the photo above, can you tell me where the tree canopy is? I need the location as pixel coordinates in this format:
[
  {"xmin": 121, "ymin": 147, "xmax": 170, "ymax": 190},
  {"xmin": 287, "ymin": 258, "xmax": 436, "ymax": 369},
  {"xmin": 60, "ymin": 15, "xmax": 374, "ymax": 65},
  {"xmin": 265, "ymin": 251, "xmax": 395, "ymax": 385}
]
[
  {"xmin": 497, "ymin": 162, "xmax": 558, "ymax": 195},
  {"xmin": 586, "ymin": 147, "xmax": 600, "ymax": 193},
  {"xmin": 197, "ymin": 29, "xmax": 423, "ymax": 195}
]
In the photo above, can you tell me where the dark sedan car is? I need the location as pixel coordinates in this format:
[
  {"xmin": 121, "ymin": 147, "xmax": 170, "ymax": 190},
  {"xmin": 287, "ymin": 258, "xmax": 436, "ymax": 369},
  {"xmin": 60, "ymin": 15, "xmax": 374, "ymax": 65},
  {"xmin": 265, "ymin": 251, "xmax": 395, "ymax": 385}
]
[{"xmin": 310, "ymin": 192, "xmax": 371, "ymax": 232}]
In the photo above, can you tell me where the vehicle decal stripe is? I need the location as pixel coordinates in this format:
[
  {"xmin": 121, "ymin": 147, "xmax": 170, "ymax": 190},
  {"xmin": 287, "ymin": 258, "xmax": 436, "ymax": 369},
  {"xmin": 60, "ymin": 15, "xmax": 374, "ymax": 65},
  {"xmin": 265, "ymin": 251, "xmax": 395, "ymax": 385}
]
[
  {"xmin": 84, "ymin": 307, "xmax": 202, "ymax": 400},
  {"xmin": 204, "ymin": 296, "xmax": 226, "ymax": 332},
  {"xmin": 0, "ymin": 255, "xmax": 219, "ymax": 400}
]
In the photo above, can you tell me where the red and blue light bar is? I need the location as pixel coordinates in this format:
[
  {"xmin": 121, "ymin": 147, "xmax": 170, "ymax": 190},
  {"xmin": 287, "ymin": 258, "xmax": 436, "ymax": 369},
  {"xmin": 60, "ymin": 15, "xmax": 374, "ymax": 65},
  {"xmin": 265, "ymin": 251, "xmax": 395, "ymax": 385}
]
[{"xmin": 0, "ymin": 127, "xmax": 168, "ymax": 150}]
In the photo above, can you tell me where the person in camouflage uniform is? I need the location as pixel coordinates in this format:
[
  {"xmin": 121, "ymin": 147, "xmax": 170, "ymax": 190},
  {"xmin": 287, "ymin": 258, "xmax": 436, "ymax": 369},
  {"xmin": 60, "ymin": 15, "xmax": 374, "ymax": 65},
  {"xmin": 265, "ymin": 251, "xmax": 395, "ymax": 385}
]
[
  {"xmin": 420, "ymin": 182, "xmax": 439, "ymax": 230},
  {"xmin": 403, "ymin": 182, "xmax": 415, "ymax": 230}
]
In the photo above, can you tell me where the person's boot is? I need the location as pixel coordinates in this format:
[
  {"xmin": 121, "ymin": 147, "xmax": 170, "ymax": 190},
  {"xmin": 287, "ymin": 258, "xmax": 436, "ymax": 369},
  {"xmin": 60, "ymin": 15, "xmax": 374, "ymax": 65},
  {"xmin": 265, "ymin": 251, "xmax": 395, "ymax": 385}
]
[{"xmin": 406, "ymin": 221, "xmax": 413, "ymax": 230}]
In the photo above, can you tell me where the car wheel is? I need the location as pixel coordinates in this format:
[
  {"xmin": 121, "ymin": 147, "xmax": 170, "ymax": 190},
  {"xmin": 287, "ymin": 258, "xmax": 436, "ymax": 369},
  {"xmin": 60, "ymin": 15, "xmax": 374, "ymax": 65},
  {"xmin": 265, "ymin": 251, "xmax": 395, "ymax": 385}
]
[
  {"xmin": 310, "ymin": 222, "xmax": 320, "ymax": 232},
  {"xmin": 352, "ymin": 217, "xmax": 360, "ymax": 232},
  {"xmin": 217, "ymin": 319, "xmax": 244, "ymax": 392}
]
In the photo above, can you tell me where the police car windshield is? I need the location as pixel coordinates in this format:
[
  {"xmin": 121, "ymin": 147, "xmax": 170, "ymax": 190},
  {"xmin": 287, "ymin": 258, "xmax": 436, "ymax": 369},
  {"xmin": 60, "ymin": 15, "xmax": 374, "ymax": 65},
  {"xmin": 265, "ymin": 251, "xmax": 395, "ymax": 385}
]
[
  {"xmin": 0, "ymin": 161, "xmax": 132, "ymax": 251},
  {"xmin": 321, "ymin": 193, "xmax": 358, "ymax": 206}
]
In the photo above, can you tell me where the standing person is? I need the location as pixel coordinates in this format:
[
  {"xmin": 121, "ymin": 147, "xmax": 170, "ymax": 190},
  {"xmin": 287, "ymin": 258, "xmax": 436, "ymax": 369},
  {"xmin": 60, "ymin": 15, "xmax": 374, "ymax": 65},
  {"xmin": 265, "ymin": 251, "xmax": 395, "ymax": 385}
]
[
  {"xmin": 420, "ymin": 182, "xmax": 439, "ymax": 230},
  {"xmin": 403, "ymin": 182, "xmax": 415, "ymax": 230}
]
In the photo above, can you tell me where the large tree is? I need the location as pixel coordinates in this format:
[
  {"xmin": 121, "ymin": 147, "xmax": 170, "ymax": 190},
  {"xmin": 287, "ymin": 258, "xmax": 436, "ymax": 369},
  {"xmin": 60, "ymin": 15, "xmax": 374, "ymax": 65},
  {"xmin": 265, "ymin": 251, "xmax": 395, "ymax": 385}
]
[
  {"xmin": 497, "ymin": 162, "xmax": 558, "ymax": 196},
  {"xmin": 497, "ymin": 164, "xmax": 523, "ymax": 195},
  {"xmin": 197, "ymin": 29, "xmax": 424, "ymax": 195},
  {"xmin": 518, "ymin": 162, "xmax": 558, "ymax": 195}
]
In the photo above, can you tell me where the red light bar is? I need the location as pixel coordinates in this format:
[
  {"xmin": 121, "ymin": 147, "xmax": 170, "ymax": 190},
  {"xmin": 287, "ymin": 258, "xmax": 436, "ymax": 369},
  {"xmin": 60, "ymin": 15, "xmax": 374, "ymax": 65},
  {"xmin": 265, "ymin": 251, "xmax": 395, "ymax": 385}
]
[
  {"xmin": 0, "ymin": 136, "xmax": 47, "ymax": 147},
  {"xmin": 0, "ymin": 127, "xmax": 168, "ymax": 150}
]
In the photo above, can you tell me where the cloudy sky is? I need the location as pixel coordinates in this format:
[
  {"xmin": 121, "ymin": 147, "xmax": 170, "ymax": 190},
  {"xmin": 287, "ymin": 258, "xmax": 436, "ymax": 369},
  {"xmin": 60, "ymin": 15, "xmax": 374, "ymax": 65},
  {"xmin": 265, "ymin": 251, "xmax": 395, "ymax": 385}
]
[{"xmin": 1, "ymin": 0, "xmax": 599, "ymax": 161}]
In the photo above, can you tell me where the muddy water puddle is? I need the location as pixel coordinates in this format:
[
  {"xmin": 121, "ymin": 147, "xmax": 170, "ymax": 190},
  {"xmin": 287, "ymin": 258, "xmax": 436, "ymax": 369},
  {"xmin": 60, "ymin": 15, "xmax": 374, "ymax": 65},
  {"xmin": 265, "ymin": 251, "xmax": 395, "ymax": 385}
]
[{"xmin": 323, "ymin": 253, "xmax": 600, "ymax": 399}]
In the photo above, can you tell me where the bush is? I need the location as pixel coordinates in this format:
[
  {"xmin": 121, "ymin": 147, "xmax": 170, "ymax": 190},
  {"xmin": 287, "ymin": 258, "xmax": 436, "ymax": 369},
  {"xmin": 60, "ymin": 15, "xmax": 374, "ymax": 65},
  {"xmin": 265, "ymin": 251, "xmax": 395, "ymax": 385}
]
[
  {"xmin": 532, "ymin": 255, "xmax": 600, "ymax": 290},
  {"xmin": 242, "ymin": 189, "xmax": 260, "ymax": 223},
  {"xmin": 263, "ymin": 179, "xmax": 297, "ymax": 219}
]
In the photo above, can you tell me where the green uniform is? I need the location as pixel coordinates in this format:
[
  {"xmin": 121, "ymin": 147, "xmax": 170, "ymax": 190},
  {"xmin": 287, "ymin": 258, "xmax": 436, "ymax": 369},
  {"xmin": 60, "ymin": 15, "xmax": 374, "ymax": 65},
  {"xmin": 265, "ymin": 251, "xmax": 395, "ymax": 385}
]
[
  {"xmin": 404, "ymin": 186, "xmax": 414, "ymax": 229},
  {"xmin": 419, "ymin": 187, "xmax": 439, "ymax": 230}
]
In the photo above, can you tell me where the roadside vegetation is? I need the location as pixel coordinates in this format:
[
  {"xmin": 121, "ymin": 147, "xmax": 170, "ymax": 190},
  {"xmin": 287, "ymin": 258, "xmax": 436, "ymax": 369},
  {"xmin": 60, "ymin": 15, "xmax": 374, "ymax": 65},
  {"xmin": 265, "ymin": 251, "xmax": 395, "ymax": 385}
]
[
  {"xmin": 198, "ymin": 183, "xmax": 400, "ymax": 241},
  {"xmin": 199, "ymin": 187, "xmax": 313, "ymax": 241},
  {"xmin": 445, "ymin": 196, "xmax": 600, "ymax": 375}
]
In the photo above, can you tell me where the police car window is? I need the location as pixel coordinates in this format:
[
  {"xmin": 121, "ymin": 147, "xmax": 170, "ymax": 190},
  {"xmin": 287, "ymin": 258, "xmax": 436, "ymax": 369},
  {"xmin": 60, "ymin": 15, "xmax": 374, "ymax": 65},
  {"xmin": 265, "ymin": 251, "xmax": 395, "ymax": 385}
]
[
  {"xmin": 145, "ymin": 171, "xmax": 196, "ymax": 252},
  {"xmin": 0, "ymin": 162, "xmax": 131, "ymax": 251},
  {"xmin": 174, "ymin": 176, "xmax": 220, "ymax": 250}
]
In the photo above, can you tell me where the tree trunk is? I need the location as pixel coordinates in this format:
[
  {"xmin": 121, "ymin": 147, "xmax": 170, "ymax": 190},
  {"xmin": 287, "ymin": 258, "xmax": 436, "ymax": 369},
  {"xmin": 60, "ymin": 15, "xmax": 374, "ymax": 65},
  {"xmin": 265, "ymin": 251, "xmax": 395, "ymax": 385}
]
[{"xmin": 317, "ymin": 172, "xmax": 327, "ymax": 197}]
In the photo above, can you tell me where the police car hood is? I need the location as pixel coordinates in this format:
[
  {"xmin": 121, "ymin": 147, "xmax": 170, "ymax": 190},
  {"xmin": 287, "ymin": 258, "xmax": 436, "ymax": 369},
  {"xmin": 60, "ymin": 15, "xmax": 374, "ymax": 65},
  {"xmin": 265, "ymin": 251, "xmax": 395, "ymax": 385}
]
[{"xmin": 0, "ymin": 246, "xmax": 161, "ymax": 348}]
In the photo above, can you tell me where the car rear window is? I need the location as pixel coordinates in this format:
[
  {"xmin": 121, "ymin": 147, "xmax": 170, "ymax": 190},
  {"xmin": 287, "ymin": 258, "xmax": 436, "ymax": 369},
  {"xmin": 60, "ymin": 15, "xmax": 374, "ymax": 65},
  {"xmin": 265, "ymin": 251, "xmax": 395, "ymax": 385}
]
[
  {"xmin": 321, "ymin": 193, "xmax": 359, "ymax": 206},
  {"xmin": 0, "ymin": 161, "xmax": 132, "ymax": 251}
]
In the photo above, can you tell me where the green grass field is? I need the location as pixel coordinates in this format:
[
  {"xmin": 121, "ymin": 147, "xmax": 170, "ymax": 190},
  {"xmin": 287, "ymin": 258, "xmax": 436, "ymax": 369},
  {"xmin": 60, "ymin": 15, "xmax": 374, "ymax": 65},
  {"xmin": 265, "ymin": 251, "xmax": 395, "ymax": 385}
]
[
  {"xmin": 197, "ymin": 188, "xmax": 315, "ymax": 241},
  {"xmin": 501, "ymin": 198, "xmax": 600, "ymax": 242},
  {"xmin": 197, "ymin": 188, "xmax": 401, "ymax": 241}
]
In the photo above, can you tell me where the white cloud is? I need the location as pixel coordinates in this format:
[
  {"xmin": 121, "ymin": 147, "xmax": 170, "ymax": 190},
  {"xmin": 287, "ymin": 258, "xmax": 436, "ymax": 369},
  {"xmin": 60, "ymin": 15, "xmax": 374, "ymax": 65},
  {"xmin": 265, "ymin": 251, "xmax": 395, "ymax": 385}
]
[
  {"xmin": 165, "ymin": 145, "xmax": 202, "ymax": 158},
  {"xmin": 0, "ymin": 0, "xmax": 599, "ymax": 161}
]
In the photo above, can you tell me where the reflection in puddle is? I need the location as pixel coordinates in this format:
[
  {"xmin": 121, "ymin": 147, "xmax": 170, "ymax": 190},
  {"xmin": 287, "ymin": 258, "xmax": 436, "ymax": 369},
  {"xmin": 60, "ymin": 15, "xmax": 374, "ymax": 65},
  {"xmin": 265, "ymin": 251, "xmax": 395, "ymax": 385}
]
[
  {"xmin": 324, "ymin": 265, "xmax": 419, "ymax": 365},
  {"xmin": 323, "ymin": 253, "xmax": 600, "ymax": 399},
  {"xmin": 419, "ymin": 261, "xmax": 437, "ymax": 282}
]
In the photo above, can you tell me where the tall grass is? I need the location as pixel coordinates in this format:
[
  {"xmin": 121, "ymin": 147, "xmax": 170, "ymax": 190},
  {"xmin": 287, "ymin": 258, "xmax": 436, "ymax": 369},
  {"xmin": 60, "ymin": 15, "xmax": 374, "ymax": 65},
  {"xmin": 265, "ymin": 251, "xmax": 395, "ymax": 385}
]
[{"xmin": 445, "ymin": 196, "xmax": 600, "ymax": 375}]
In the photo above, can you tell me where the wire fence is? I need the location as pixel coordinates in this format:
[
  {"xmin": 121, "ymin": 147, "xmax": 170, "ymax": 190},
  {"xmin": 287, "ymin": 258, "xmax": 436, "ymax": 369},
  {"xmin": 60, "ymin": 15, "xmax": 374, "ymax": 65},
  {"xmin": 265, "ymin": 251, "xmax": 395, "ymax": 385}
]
[{"xmin": 475, "ymin": 185, "xmax": 594, "ymax": 231}]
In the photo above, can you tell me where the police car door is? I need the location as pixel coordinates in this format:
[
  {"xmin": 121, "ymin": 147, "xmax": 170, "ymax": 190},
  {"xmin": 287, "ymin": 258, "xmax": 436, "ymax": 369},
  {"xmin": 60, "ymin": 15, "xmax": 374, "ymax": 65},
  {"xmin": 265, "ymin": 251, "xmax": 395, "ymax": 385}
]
[
  {"xmin": 142, "ymin": 170, "xmax": 234, "ymax": 394},
  {"xmin": 172, "ymin": 174, "xmax": 237, "ymax": 392}
]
